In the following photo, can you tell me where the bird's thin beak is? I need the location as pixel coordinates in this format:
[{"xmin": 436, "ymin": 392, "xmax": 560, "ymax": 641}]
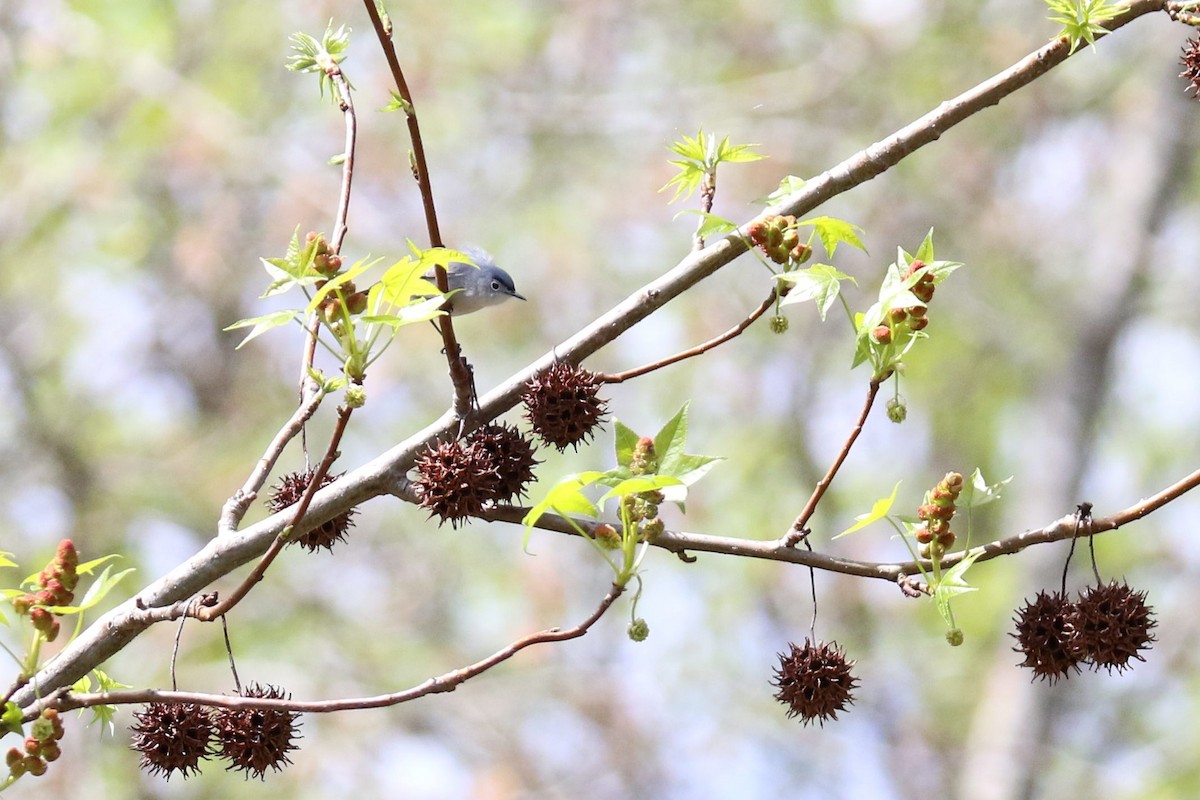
[{"xmin": 512, "ymin": 291, "xmax": 527, "ymax": 301}]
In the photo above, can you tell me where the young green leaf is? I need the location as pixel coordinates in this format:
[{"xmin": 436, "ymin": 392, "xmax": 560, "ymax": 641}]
[
  {"xmin": 223, "ymin": 310, "xmax": 303, "ymax": 349},
  {"xmin": 306, "ymin": 256, "xmax": 379, "ymax": 313},
  {"xmin": 1045, "ymin": 0, "xmax": 1122, "ymax": 53},
  {"xmin": 777, "ymin": 264, "xmax": 857, "ymax": 321},
  {"xmin": 835, "ymin": 481, "xmax": 902, "ymax": 538},
  {"xmin": 674, "ymin": 210, "xmax": 740, "ymax": 239},
  {"xmin": 932, "ymin": 550, "xmax": 982, "ymax": 628},
  {"xmin": 599, "ymin": 475, "xmax": 684, "ymax": 505},
  {"xmin": 799, "ymin": 216, "xmax": 867, "ymax": 257},
  {"xmin": 958, "ymin": 468, "xmax": 1013, "ymax": 509},
  {"xmin": 763, "ymin": 174, "xmax": 808, "ymax": 205},
  {"xmin": 614, "ymin": 418, "xmax": 640, "ymax": 469},
  {"xmin": 523, "ymin": 471, "xmax": 607, "ymax": 529}
]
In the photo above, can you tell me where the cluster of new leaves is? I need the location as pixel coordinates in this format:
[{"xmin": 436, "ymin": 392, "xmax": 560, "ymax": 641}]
[
  {"xmin": 224, "ymin": 231, "xmax": 458, "ymax": 383},
  {"xmin": 523, "ymin": 404, "xmax": 720, "ymax": 588}
]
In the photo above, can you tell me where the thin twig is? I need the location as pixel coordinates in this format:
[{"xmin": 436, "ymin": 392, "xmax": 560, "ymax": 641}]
[
  {"xmin": 784, "ymin": 379, "xmax": 882, "ymax": 546},
  {"xmin": 41, "ymin": 584, "xmax": 623, "ymax": 719},
  {"xmin": 597, "ymin": 287, "xmax": 788, "ymax": 384},
  {"xmin": 361, "ymin": 0, "xmax": 475, "ymax": 414},
  {"xmin": 219, "ymin": 387, "xmax": 326, "ymax": 533},
  {"xmin": 197, "ymin": 404, "xmax": 355, "ymax": 621}
]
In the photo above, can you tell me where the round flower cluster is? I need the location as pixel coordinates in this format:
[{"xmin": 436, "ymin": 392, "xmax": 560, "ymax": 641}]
[
  {"xmin": 746, "ymin": 215, "xmax": 812, "ymax": 266},
  {"xmin": 11, "ymin": 540, "xmax": 78, "ymax": 643},
  {"xmin": 5, "ymin": 708, "xmax": 65, "ymax": 780},
  {"xmin": 915, "ymin": 471, "xmax": 962, "ymax": 559}
]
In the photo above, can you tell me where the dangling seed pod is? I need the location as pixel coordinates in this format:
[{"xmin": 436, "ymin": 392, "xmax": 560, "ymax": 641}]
[
  {"xmin": 213, "ymin": 684, "xmax": 302, "ymax": 780},
  {"xmin": 522, "ymin": 363, "xmax": 608, "ymax": 451},
  {"xmin": 1068, "ymin": 580, "xmax": 1156, "ymax": 673},
  {"xmin": 412, "ymin": 438, "xmax": 501, "ymax": 527},
  {"xmin": 467, "ymin": 424, "xmax": 540, "ymax": 503},
  {"xmin": 268, "ymin": 470, "xmax": 357, "ymax": 553},
  {"xmin": 771, "ymin": 640, "xmax": 858, "ymax": 726},
  {"xmin": 1012, "ymin": 591, "xmax": 1082, "ymax": 682},
  {"xmin": 130, "ymin": 702, "xmax": 215, "ymax": 780}
]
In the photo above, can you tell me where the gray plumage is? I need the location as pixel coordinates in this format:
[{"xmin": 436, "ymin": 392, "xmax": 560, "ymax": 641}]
[{"xmin": 425, "ymin": 246, "xmax": 525, "ymax": 316}]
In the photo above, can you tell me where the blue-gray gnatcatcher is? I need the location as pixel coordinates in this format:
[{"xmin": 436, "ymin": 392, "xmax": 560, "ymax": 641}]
[{"xmin": 426, "ymin": 246, "xmax": 525, "ymax": 316}]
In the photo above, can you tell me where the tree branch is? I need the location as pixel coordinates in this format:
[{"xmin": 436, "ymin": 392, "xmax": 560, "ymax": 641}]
[
  {"xmin": 38, "ymin": 584, "xmax": 623, "ymax": 719},
  {"xmin": 10, "ymin": 3, "xmax": 1170, "ymax": 709}
]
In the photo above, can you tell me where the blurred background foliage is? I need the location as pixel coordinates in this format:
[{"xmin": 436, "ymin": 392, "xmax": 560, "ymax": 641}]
[{"xmin": 1, "ymin": 0, "xmax": 1199, "ymax": 798}]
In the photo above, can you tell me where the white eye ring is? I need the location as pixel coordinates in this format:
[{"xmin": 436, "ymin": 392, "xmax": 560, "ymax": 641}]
[{"xmin": 491, "ymin": 280, "xmax": 502, "ymax": 291}]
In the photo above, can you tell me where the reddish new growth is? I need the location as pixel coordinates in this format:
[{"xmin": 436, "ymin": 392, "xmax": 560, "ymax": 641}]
[{"xmin": 11, "ymin": 540, "xmax": 79, "ymax": 643}]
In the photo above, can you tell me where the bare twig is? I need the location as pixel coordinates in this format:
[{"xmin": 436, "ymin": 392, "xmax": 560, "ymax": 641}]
[
  {"xmin": 197, "ymin": 404, "xmax": 355, "ymax": 622},
  {"xmin": 597, "ymin": 287, "xmax": 788, "ymax": 384},
  {"xmin": 783, "ymin": 379, "xmax": 882, "ymax": 546},
  {"xmin": 361, "ymin": 0, "xmax": 474, "ymax": 414},
  {"xmin": 219, "ymin": 387, "xmax": 326, "ymax": 533},
  {"xmin": 39, "ymin": 584, "xmax": 623, "ymax": 719}
]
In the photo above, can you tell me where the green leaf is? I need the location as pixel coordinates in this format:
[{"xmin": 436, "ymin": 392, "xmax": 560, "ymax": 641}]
[
  {"xmin": 1, "ymin": 701, "xmax": 21, "ymax": 736},
  {"xmin": 835, "ymin": 481, "xmax": 902, "ymax": 538},
  {"xmin": 381, "ymin": 90, "xmax": 412, "ymax": 116},
  {"xmin": 660, "ymin": 129, "xmax": 763, "ymax": 204},
  {"xmin": 799, "ymin": 216, "xmax": 867, "ymax": 257},
  {"xmin": 223, "ymin": 310, "xmax": 302, "ymax": 349},
  {"xmin": 762, "ymin": 174, "xmax": 807, "ymax": 206},
  {"xmin": 715, "ymin": 135, "xmax": 766, "ymax": 164},
  {"xmin": 0, "ymin": 551, "xmax": 15, "ymax": 569},
  {"xmin": 523, "ymin": 472, "xmax": 607, "ymax": 529},
  {"xmin": 614, "ymin": 419, "xmax": 640, "ymax": 469},
  {"xmin": 306, "ymin": 256, "xmax": 379, "ymax": 313},
  {"xmin": 933, "ymin": 550, "xmax": 982, "ymax": 627},
  {"xmin": 653, "ymin": 403, "xmax": 722, "ymax": 506},
  {"xmin": 46, "ymin": 564, "xmax": 135, "ymax": 615},
  {"xmin": 598, "ymin": 475, "xmax": 684, "ymax": 505},
  {"xmin": 777, "ymin": 264, "xmax": 857, "ymax": 321},
  {"xmin": 958, "ymin": 468, "xmax": 1013, "ymax": 510},
  {"xmin": 673, "ymin": 210, "xmax": 739, "ymax": 239}
]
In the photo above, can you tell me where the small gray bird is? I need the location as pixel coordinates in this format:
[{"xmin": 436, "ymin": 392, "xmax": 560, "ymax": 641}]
[{"xmin": 426, "ymin": 246, "xmax": 525, "ymax": 316}]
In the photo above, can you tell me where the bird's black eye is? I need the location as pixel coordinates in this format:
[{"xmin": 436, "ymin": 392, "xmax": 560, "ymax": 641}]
[{"xmin": 492, "ymin": 280, "xmax": 502, "ymax": 291}]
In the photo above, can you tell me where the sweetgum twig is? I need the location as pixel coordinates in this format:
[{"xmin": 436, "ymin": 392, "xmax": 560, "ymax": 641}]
[
  {"xmin": 783, "ymin": 379, "xmax": 883, "ymax": 546},
  {"xmin": 38, "ymin": 584, "xmax": 624, "ymax": 719},
  {"xmin": 596, "ymin": 286, "xmax": 789, "ymax": 384},
  {"xmin": 361, "ymin": 0, "xmax": 474, "ymax": 415},
  {"xmin": 196, "ymin": 404, "xmax": 355, "ymax": 622},
  {"xmin": 219, "ymin": 387, "xmax": 326, "ymax": 533}
]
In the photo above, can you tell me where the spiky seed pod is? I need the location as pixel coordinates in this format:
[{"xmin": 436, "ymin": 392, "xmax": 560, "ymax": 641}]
[
  {"xmin": 213, "ymin": 684, "xmax": 302, "ymax": 780},
  {"xmin": 522, "ymin": 363, "xmax": 608, "ymax": 451},
  {"xmin": 267, "ymin": 470, "xmax": 357, "ymax": 552},
  {"xmin": 467, "ymin": 424, "xmax": 540, "ymax": 503},
  {"xmin": 412, "ymin": 439, "xmax": 501, "ymax": 527},
  {"xmin": 130, "ymin": 703, "xmax": 215, "ymax": 781},
  {"xmin": 1181, "ymin": 36, "xmax": 1200, "ymax": 100},
  {"xmin": 772, "ymin": 640, "xmax": 858, "ymax": 726},
  {"xmin": 1012, "ymin": 591, "xmax": 1082, "ymax": 682},
  {"xmin": 1069, "ymin": 581, "xmax": 1156, "ymax": 673}
]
